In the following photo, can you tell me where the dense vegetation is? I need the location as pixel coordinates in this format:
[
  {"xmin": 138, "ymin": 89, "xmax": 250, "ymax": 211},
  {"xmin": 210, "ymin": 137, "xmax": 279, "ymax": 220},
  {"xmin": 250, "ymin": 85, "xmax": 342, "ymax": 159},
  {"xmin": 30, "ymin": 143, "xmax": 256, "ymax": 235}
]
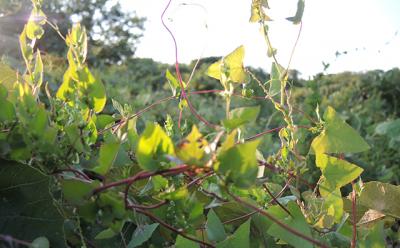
[{"xmin": 0, "ymin": 0, "xmax": 399, "ymax": 247}]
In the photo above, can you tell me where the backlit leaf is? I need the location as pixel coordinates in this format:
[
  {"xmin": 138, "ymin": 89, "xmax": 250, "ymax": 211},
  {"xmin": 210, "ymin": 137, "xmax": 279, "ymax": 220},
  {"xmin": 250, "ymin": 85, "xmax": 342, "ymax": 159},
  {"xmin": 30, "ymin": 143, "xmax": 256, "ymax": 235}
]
[
  {"xmin": 206, "ymin": 46, "xmax": 247, "ymax": 84},
  {"xmin": 136, "ymin": 123, "xmax": 175, "ymax": 171},
  {"xmin": 316, "ymin": 153, "xmax": 363, "ymax": 194},
  {"xmin": 310, "ymin": 106, "xmax": 370, "ymax": 154},
  {"xmin": 269, "ymin": 62, "xmax": 284, "ymax": 96},
  {"xmin": 0, "ymin": 62, "xmax": 18, "ymax": 90},
  {"xmin": 176, "ymin": 125, "xmax": 208, "ymax": 165},
  {"xmin": 224, "ymin": 45, "xmax": 247, "ymax": 83}
]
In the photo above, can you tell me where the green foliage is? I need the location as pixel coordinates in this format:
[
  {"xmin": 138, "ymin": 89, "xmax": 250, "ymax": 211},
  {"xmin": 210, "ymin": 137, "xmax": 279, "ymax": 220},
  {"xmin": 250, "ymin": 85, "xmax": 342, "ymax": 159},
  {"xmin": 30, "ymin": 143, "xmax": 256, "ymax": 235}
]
[
  {"xmin": 310, "ymin": 106, "xmax": 370, "ymax": 154},
  {"xmin": 0, "ymin": 160, "xmax": 64, "ymax": 246},
  {"xmin": 206, "ymin": 209, "xmax": 227, "ymax": 242},
  {"xmin": 0, "ymin": 1, "xmax": 397, "ymax": 247},
  {"xmin": 223, "ymin": 106, "xmax": 260, "ymax": 129},
  {"xmin": 217, "ymin": 219, "xmax": 250, "ymax": 248},
  {"xmin": 127, "ymin": 223, "xmax": 159, "ymax": 248},
  {"xmin": 136, "ymin": 123, "xmax": 175, "ymax": 171}
]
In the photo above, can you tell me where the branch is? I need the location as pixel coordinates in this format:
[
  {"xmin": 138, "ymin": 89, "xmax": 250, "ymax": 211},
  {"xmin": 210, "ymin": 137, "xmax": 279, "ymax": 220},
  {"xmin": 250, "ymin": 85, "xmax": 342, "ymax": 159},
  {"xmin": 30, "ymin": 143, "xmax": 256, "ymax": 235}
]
[
  {"xmin": 134, "ymin": 208, "xmax": 215, "ymax": 247},
  {"xmin": 263, "ymin": 184, "xmax": 292, "ymax": 216},
  {"xmin": 93, "ymin": 165, "xmax": 190, "ymax": 194},
  {"xmin": 99, "ymin": 95, "xmax": 175, "ymax": 135},
  {"xmin": 227, "ymin": 191, "xmax": 328, "ymax": 248}
]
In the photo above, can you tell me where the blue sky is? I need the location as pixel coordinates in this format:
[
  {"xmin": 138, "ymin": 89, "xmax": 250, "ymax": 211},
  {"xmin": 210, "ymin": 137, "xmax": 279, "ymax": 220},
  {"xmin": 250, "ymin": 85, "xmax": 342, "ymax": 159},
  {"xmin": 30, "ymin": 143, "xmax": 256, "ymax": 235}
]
[{"xmin": 124, "ymin": 0, "xmax": 400, "ymax": 77}]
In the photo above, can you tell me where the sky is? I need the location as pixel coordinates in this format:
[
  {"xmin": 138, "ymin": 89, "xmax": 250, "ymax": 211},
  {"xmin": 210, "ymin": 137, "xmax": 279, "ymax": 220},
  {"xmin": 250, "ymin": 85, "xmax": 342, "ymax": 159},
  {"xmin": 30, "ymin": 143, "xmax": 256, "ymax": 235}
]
[{"xmin": 123, "ymin": 0, "xmax": 400, "ymax": 78}]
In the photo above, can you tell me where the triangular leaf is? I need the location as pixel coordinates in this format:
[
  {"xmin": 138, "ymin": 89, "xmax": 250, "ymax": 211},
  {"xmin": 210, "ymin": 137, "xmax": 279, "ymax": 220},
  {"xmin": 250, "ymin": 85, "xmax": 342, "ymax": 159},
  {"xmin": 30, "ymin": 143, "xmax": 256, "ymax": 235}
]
[
  {"xmin": 267, "ymin": 202, "xmax": 313, "ymax": 248},
  {"xmin": 224, "ymin": 45, "xmax": 247, "ymax": 83},
  {"xmin": 206, "ymin": 209, "xmax": 227, "ymax": 242},
  {"xmin": 127, "ymin": 223, "xmax": 159, "ymax": 248},
  {"xmin": 316, "ymin": 153, "xmax": 363, "ymax": 194},
  {"xmin": 310, "ymin": 106, "xmax": 370, "ymax": 154},
  {"xmin": 217, "ymin": 219, "xmax": 251, "ymax": 248},
  {"xmin": 175, "ymin": 235, "xmax": 199, "ymax": 248}
]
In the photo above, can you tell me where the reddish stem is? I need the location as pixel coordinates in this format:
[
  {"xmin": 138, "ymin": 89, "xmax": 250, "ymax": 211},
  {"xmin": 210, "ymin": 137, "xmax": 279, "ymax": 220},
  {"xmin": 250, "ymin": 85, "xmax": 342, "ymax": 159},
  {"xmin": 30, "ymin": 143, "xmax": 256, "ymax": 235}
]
[
  {"xmin": 52, "ymin": 168, "xmax": 91, "ymax": 181},
  {"xmin": 93, "ymin": 165, "xmax": 190, "ymax": 194},
  {"xmin": 161, "ymin": 0, "xmax": 217, "ymax": 129},
  {"xmin": 222, "ymin": 211, "xmax": 257, "ymax": 225},
  {"xmin": 99, "ymin": 96, "xmax": 175, "ymax": 135},
  {"xmin": 227, "ymin": 191, "xmax": 328, "ymax": 248},
  {"xmin": 263, "ymin": 184, "xmax": 292, "ymax": 216},
  {"xmin": 127, "ymin": 200, "xmax": 168, "ymax": 210}
]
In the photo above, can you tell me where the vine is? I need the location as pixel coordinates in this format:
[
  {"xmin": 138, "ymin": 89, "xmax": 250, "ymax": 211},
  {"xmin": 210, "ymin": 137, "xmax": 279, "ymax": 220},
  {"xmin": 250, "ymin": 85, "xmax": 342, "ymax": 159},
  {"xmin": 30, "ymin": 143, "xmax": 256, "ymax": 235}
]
[{"xmin": 0, "ymin": 0, "xmax": 398, "ymax": 248}]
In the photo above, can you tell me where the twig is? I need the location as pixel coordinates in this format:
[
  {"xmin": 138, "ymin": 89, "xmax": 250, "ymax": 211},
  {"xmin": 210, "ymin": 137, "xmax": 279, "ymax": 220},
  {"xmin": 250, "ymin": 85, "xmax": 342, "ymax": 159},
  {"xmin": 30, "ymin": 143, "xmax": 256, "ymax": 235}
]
[
  {"xmin": 93, "ymin": 165, "xmax": 190, "ymax": 194},
  {"xmin": 222, "ymin": 211, "xmax": 257, "ymax": 225},
  {"xmin": 161, "ymin": 0, "xmax": 218, "ymax": 129},
  {"xmin": 134, "ymin": 208, "xmax": 215, "ymax": 247},
  {"xmin": 227, "ymin": 191, "xmax": 328, "ymax": 248},
  {"xmin": 99, "ymin": 95, "xmax": 175, "ymax": 135},
  {"xmin": 263, "ymin": 184, "xmax": 292, "ymax": 216}
]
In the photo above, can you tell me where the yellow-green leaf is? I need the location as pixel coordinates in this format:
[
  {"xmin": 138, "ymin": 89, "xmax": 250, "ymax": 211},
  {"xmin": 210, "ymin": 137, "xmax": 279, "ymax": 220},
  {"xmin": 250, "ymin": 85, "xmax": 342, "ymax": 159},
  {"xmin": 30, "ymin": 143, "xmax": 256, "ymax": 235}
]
[
  {"xmin": 207, "ymin": 60, "xmax": 223, "ymax": 81},
  {"xmin": 136, "ymin": 123, "xmax": 175, "ymax": 171},
  {"xmin": 206, "ymin": 46, "xmax": 247, "ymax": 84},
  {"xmin": 249, "ymin": 0, "xmax": 271, "ymax": 23},
  {"xmin": 92, "ymin": 142, "xmax": 121, "ymax": 175},
  {"xmin": 316, "ymin": 153, "xmax": 363, "ymax": 194},
  {"xmin": 310, "ymin": 106, "xmax": 370, "ymax": 154},
  {"xmin": 224, "ymin": 45, "xmax": 247, "ymax": 83},
  {"xmin": 176, "ymin": 125, "xmax": 208, "ymax": 165},
  {"xmin": 0, "ymin": 63, "xmax": 18, "ymax": 90}
]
